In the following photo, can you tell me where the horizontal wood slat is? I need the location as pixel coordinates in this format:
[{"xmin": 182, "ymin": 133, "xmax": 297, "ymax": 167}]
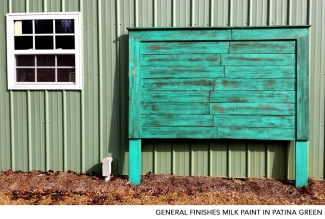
[
  {"xmin": 229, "ymin": 41, "xmax": 295, "ymax": 54},
  {"xmin": 141, "ymin": 115, "xmax": 214, "ymax": 127},
  {"xmin": 231, "ymin": 28, "xmax": 309, "ymax": 40},
  {"xmin": 141, "ymin": 127, "xmax": 219, "ymax": 139},
  {"xmin": 140, "ymin": 66, "xmax": 224, "ymax": 78},
  {"xmin": 141, "ymin": 54, "xmax": 220, "ymax": 67},
  {"xmin": 214, "ymin": 115, "xmax": 295, "ymax": 128},
  {"xmin": 140, "ymin": 127, "xmax": 295, "ymax": 140},
  {"xmin": 141, "ymin": 78, "xmax": 215, "ymax": 90},
  {"xmin": 141, "ymin": 42, "xmax": 229, "ymax": 54},
  {"xmin": 141, "ymin": 91, "xmax": 209, "ymax": 103},
  {"xmin": 225, "ymin": 66, "xmax": 296, "ymax": 79},
  {"xmin": 210, "ymin": 103, "xmax": 295, "ymax": 115},
  {"xmin": 221, "ymin": 54, "xmax": 295, "ymax": 66},
  {"xmin": 210, "ymin": 91, "xmax": 295, "ymax": 103},
  {"xmin": 142, "ymin": 103, "xmax": 210, "ymax": 115},
  {"xmin": 132, "ymin": 29, "xmax": 232, "ymax": 41},
  {"xmin": 215, "ymin": 79, "xmax": 295, "ymax": 91},
  {"xmin": 217, "ymin": 127, "xmax": 295, "ymax": 140}
]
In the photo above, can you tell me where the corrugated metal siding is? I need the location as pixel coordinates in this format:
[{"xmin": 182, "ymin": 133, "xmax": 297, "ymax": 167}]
[
  {"xmin": 309, "ymin": 0, "xmax": 325, "ymax": 179},
  {"xmin": 0, "ymin": 0, "xmax": 324, "ymax": 180}
]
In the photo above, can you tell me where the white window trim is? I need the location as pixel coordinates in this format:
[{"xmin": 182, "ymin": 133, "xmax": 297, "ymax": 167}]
[{"xmin": 6, "ymin": 12, "xmax": 82, "ymax": 90}]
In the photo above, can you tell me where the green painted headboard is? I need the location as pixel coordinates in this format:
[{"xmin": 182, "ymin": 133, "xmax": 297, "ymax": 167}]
[{"xmin": 128, "ymin": 26, "xmax": 310, "ymax": 187}]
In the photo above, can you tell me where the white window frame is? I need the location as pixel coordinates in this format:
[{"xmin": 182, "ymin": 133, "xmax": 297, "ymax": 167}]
[{"xmin": 6, "ymin": 12, "xmax": 82, "ymax": 90}]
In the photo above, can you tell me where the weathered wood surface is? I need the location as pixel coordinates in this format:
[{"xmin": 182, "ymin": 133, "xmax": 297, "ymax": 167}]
[
  {"xmin": 141, "ymin": 91, "xmax": 209, "ymax": 103},
  {"xmin": 217, "ymin": 127, "xmax": 295, "ymax": 140},
  {"xmin": 225, "ymin": 66, "xmax": 295, "ymax": 78},
  {"xmin": 221, "ymin": 54, "xmax": 295, "ymax": 66},
  {"xmin": 131, "ymin": 29, "xmax": 232, "ymax": 41},
  {"xmin": 214, "ymin": 115, "xmax": 295, "ymax": 128},
  {"xmin": 296, "ymin": 37, "xmax": 309, "ymax": 140},
  {"xmin": 141, "ymin": 78, "xmax": 215, "ymax": 90},
  {"xmin": 142, "ymin": 54, "xmax": 221, "ymax": 67},
  {"xmin": 128, "ymin": 27, "xmax": 310, "ymax": 187},
  {"xmin": 210, "ymin": 103, "xmax": 295, "ymax": 115},
  {"xmin": 128, "ymin": 36, "xmax": 141, "ymax": 138},
  {"xmin": 141, "ymin": 42, "xmax": 229, "ymax": 54},
  {"xmin": 141, "ymin": 66, "xmax": 224, "ymax": 78},
  {"xmin": 231, "ymin": 28, "xmax": 309, "ymax": 40},
  {"xmin": 129, "ymin": 28, "xmax": 309, "ymax": 142},
  {"xmin": 210, "ymin": 91, "xmax": 295, "ymax": 103},
  {"xmin": 140, "ymin": 127, "xmax": 295, "ymax": 140},
  {"xmin": 214, "ymin": 79, "xmax": 295, "ymax": 90},
  {"xmin": 142, "ymin": 103, "xmax": 210, "ymax": 115},
  {"xmin": 229, "ymin": 41, "xmax": 295, "ymax": 54},
  {"xmin": 141, "ymin": 115, "xmax": 214, "ymax": 127}
]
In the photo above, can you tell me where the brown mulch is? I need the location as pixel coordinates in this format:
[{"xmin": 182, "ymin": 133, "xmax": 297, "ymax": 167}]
[{"xmin": 0, "ymin": 170, "xmax": 324, "ymax": 205}]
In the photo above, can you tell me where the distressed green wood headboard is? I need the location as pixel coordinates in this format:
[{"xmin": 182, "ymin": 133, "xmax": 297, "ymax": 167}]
[{"xmin": 128, "ymin": 26, "xmax": 310, "ymax": 187}]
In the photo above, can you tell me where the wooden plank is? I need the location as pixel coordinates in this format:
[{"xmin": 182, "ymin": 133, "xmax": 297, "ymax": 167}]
[
  {"xmin": 141, "ymin": 127, "xmax": 219, "ymax": 139},
  {"xmin": 141, "ymin": 115, "xmax": 214, "ymax": 127},
  {"xmin": 133, "ymin": 29, "xmax": 232, "ymax": 41},
  {"xmin": 215, "ymin": 79, "xmax": 296, "ymax": 91},
  {"xmin": 295, "ymin": 141, "xmax": 308, "ymax": 187},
  {"xmin": 142, "ymin": 103, "xmax": 209, "ymax": 115},
  {"xmin": 129, "ymin": 36, "xmax": 141, "ymax": 138},
  {"xmin": 140, "ymin": 66, "xmax": 224, "ymax": 78},
  {"xmin": 210, "ymin": 103, "xmax": 295, "ymax": 115},
  {"xmin": 210, "ymin": 91, "xmax": 295, "ymax": 103},
  {"xmin": 232, "ymin": 28, "xmax": 309, "ymax": 40},
  {"xmin": 225, "ymin": 66, "xmax": 295, "ymax": 79},
  {"xmin": 141, "ymin": 54, "xmax": 220, "ymax": 67},
  {"xmin": 214, "ymin": 115, "xmax": 295, "ymax": 128},
  {"xmin": 129, "ymin": 139, "xmax": 141, "ymax": 185},
  {"xmin": 141, "ymin": 41, "xmax": 229, "ymax": 54},
  {"xmin": 141, "ymin": 78, "xmax": 215, "ymax": 91},
  {"xmin": 229, "ymin": 41, "xmax": 295, "ymax": 54},
  {"xmin": 221, "ymin": 54, "xmax": 295, "ymax": 66},
  {"xmin": 296, "ymin": 37, "xmax": 309, "ymax": 140},
  {"xmin": 141, "ymin": 91, "xmax": 209, "ymax": 103},
  {"xmin": 217, "ymin": 127, "xmax": 295, "ymax": 140}
]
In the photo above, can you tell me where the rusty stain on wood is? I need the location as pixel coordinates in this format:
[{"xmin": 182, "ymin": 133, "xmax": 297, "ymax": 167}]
[
  {"xmin": 149, "ymin": 45, "xmax": 161, "ymax": 50},
  {"xmin": 213, "ymin": 106, "xmax": 225, "ymax": 112},
  {"xmin": 260, "ymin": 106, "xmax": 277, "ymax": 110},
  {"xmin": 188, "ymin": 58, "xmax": 202, "ymax": 62},
  {"xmin": 221, "ymin": 80, "xmax": 239, "ymax": 87},
  {"xmin": 228, "ymin": 99, "xmax": 248, "ymax": 103},
  {"xmin": 183, "ymin": 80, "xmax": 214, "ymax": 86}
]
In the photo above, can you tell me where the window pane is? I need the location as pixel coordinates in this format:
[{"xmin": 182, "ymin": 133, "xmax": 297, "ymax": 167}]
[
  {"xmin": 14, "ymin": 36, "xmax": 33, "ymax": 50},
  {"xmin": 14, "ymin": 20, "xmax": 32, "ymax": 34},
  {"xmin": 16, "ymin": 68, "xmax": 35, "ymax": 82},
  {"xmin": 35, "ymin": 20, "xmax": 53, "ymax": 34},
  {"xmin": 58, "ymin": 68, "xmax": 75, "ymax": 82},
  {"xmin": 37, "ymin": 69, "xmax": 55, "ymax": 82},
  {"xmin": 56, "ymin": 36, "xmax": 75, "ymax": 49},
  {"xmin": 16, "ymin": 55, "xmax": 35, "ymax": 66},
  {"xmin": 35, "ymin": 36, "xmax": 54, "ymax": 49},
  {"xmin": 37, "ymin": 55, "xmax": 55, "ymax": 66},
  {"xmin": 55, "ymin": 19, "xmax": 74, "ymax": 33},
  {"xmin": 57, "ymin": 55, "xmax": 75, "ymax": 66}
]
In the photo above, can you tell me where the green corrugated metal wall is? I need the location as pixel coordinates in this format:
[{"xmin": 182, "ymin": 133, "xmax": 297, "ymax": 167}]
[{"xmin": 0, "ymin": 0, "xmax": 324, "ymax": 180}]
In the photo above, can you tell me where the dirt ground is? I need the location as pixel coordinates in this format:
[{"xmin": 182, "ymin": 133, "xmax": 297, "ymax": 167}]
[{"xmin": 0, "ymin": 170, "xmax": 324, "ymax": 205}]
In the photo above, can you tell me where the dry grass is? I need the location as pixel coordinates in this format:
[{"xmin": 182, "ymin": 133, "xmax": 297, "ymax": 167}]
[{"xmin": 0, "ymin": 170, "xmax": 324, "ymax": 205}]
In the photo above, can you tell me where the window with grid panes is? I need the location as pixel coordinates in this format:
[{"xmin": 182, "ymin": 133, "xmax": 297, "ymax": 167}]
[{"xmin": 6, "ymin": 12, "xmax": 82, "ymax": 90}]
